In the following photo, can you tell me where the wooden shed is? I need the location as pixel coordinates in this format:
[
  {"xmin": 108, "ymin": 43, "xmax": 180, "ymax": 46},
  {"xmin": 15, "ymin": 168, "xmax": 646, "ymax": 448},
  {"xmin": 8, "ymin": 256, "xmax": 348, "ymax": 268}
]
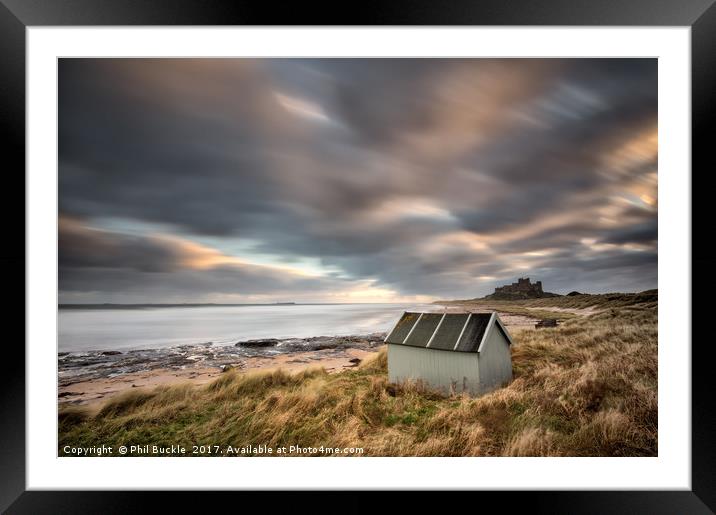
[{"xmin": 385, "ymin": 311, "xmax": 513, "ymax": 396}]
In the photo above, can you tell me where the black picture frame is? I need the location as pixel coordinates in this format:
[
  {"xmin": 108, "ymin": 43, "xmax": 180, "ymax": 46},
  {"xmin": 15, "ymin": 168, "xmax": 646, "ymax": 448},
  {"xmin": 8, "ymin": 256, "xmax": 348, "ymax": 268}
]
[{"xmin": 1, "ymin": 1, "xmax": 712, "ymax": 513}]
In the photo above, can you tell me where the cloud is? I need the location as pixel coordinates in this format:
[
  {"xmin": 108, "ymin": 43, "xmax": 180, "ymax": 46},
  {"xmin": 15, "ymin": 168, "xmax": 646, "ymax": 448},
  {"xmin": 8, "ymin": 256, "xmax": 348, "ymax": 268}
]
[
  {"xmin": 58, "ymin": 217, "xmax": 434, "ymax": 304},
  {"xmin": 58, "ymin": 58, "xmax": 657, "ymax": 301},
  {"xmin": 598, "ymin": 220, "xmax": 658, "ymax": 245}
]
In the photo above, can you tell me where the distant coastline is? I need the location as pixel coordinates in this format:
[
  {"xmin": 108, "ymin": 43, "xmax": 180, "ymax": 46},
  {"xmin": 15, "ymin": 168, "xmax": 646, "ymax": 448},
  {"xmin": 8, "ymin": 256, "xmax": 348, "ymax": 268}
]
[
  {"xmin": 59, "ymin": 302, "xmax": 393, "ymax": 310},
  {"xmin": 59, "ymin": 303, "xmax": 292, "ymax": 310}
]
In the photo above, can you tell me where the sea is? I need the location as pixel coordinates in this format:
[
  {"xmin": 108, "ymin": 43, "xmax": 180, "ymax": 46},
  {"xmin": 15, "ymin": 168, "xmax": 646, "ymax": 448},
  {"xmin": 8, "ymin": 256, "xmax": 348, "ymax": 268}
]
[
  {"xmin": 58, "ymin": 303, "xmax": 432, "ymax": 353},
  {"xmin": 57, "ymin": 303, "xmax": 436, "ymax": 384}
]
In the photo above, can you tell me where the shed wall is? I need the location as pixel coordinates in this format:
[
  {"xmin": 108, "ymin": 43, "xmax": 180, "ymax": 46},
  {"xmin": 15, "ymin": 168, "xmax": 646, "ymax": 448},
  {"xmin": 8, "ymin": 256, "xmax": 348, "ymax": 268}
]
[
  {"xmin": 388, "ymin": 344, "xmax": 481, "ymax": 395},
  {"xmin": 477, "ymin": 326, "xmax": 513, "ymax": 392}
]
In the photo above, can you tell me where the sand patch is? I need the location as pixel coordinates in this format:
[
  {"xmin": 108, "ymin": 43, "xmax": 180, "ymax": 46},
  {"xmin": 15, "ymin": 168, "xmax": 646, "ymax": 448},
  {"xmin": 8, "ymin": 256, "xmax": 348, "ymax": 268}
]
[{"xmin": 59, "ymin": 347, "xmax": 380, "ymax": 407}]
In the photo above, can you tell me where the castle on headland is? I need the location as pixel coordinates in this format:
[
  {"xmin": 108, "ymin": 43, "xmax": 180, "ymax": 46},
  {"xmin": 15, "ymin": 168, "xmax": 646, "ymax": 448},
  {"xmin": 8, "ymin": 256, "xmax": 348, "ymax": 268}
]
[
  {"xmin": 484, "ymin": 277, "xmax": 559, "ymax": 300},
  {"xmin": 495, "ymin": 277, "xmax": 544, "ymax": 296}
]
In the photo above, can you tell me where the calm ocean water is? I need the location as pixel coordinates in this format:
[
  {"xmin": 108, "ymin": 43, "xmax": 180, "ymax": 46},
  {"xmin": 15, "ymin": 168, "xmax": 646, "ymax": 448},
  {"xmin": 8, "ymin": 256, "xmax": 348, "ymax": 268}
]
[{"xmin": 58, "ymin": 303, "xmax": 433, "ymax": 353}]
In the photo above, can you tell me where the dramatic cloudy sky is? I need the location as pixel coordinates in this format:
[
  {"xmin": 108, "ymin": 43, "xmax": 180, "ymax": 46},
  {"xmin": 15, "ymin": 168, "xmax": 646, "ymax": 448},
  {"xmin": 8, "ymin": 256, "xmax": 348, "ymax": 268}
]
[{"xmin": 58, "ymin": 58, "xmax": 657, "ymax": 304}]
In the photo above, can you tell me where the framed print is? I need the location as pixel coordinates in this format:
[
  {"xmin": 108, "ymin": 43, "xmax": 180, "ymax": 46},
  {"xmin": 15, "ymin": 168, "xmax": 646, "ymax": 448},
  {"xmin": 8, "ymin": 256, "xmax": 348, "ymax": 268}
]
[{"xmin": 1, "ymin": 0, "xmax": 713, "ymax": 512}]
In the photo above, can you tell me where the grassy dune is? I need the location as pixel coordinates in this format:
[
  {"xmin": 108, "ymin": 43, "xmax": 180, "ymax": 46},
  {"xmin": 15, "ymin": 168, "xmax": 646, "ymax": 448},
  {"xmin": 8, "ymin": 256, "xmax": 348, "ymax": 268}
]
[
  {"xmin": 440, "ymin": 289, "xmax": 658, "ymax": 321},
  {"xmin": 59, "ymin": 295, "xmax": 657, "ymax": 456}
]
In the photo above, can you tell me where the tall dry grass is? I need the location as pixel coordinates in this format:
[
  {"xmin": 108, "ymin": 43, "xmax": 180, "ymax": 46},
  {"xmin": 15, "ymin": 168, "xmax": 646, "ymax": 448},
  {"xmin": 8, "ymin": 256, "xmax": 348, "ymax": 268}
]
[{"xmin": 59, "ymin": 297, "xmax": 657, "ymax": 456}]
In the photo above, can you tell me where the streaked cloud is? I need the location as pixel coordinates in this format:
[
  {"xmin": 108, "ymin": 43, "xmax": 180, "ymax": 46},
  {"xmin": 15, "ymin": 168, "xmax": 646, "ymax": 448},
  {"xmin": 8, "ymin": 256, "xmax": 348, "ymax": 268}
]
[
  {"xmin": 58, "ymin": 58, "xmax": 657, "ymax": 302},
  {"xmin": 275, "ymin": 92, "xmax": 331, "ymax": 123}
]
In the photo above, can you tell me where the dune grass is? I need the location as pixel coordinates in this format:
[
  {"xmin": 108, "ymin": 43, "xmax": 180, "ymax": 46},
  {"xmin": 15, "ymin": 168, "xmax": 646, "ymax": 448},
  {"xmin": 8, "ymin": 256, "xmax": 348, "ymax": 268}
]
[
  {"xmin": 59, "ymin": 297, "xmax": 657, "ymax": 457},
  {"xmin": 444, "ymin": 289, "xmax": 657, "ymax": 310}
]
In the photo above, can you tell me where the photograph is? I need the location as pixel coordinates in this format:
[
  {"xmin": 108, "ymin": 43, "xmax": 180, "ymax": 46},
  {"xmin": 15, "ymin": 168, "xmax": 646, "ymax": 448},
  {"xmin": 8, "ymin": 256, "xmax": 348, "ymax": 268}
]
[
  {"xmin": 0, "ymin": 0, "xmax": 708, "ymax": 505},
  {"xmin": 56, "ymin": 57, "xmax": 659, "ymax": 458}
]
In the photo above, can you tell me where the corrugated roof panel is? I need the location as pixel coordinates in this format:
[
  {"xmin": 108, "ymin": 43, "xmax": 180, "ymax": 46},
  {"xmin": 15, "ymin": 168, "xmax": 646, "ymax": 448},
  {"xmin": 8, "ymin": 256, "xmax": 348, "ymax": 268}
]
[
  {"xmin": 385, "ymin": 312, "xmax": 421, "ymax": 344},
  {"xmin": 385, "ymin": 311, "xmax": 504, "ymax": 353},
  {"xmin": 429, "ymin": 313, "xmax": 470, "ymax": 350},
  {"xmin": 404, "ymin": 313, "xmax": 443, "ymax": 348},
  {"xmin": 454, "ymin": 313, "xmax": 492, "ymax": 352}
]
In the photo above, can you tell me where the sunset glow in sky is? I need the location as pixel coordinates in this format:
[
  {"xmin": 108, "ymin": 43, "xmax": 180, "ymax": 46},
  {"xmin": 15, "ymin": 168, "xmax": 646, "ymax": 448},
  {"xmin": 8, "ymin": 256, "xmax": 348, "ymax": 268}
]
[{"xmin": 59, "ymin": 59, "xmax": 657, "ymax": 303}]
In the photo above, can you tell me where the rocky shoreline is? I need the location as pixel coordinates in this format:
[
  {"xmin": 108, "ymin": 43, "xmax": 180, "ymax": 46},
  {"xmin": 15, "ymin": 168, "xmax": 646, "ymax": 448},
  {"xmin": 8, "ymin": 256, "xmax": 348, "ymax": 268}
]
[{"xmin": 59, "ymin": 332, "xmax": 386, "ymax": 388}]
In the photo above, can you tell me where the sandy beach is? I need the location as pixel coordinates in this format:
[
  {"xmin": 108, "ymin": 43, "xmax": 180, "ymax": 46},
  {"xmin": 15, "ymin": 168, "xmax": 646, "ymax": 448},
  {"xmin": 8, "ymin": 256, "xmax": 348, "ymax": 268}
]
[{"xmin": 58, "ymin": 346, "xmax": 381, "ymax": 407}]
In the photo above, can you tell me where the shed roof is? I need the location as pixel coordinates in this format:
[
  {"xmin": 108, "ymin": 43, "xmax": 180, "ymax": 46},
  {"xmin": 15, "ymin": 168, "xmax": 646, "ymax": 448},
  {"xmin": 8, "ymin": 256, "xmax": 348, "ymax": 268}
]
[{"xmin": 385, "ymin": 311, "xmax": 512, "ymax": 353}]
